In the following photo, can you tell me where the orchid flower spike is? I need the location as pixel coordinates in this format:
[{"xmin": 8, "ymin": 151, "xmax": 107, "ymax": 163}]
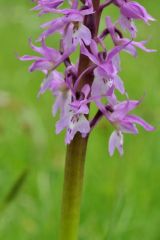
[{"xmin": 20, "ymin": 0, "xmax": 156, "ymax": 156}]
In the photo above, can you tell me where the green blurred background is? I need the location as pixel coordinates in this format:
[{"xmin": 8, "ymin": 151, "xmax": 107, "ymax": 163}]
[{"xmin": 0, "ymin": 1, "xmax": 160, "ymax": 239}]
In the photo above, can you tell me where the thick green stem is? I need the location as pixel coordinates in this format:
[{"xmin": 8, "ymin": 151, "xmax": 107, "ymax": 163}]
[
  {"xmin": 59, "ymin": 2, "xmax": 101, "ymax": 240},
  {"xmin": 59, "ymin": 134, "xmax": 88, "ymax": 240}
]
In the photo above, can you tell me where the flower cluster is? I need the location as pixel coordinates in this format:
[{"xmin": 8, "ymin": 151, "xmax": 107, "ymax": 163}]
[{"xmin": 20, "ymin": 0, "xmax": 155, "ymax": 156}]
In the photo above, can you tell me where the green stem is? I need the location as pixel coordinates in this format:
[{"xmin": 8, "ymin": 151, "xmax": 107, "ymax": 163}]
[
  {"xmin": 59, "ymin": 2, "xmax": 101, "ymax": 239},
  {"xmin": 59, "ymin": 134, "xmax": 88, "ymax": 240}
]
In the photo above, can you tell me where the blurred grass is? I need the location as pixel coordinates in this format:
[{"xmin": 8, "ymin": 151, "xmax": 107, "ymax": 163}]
[{"xmin": 0, "ymin": 0, "xmax": 160, "ymax": 239}]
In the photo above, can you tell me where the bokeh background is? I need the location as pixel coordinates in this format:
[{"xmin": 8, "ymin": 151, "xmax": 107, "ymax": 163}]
[{"xmin": 0, "ymin": 1, "xmax": 160, "ymax": 239}]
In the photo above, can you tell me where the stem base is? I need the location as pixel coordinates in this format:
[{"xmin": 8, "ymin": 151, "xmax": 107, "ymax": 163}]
[{"xmin": 60, "ymin": 134, "xmax": 88, "ymax": 240}]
